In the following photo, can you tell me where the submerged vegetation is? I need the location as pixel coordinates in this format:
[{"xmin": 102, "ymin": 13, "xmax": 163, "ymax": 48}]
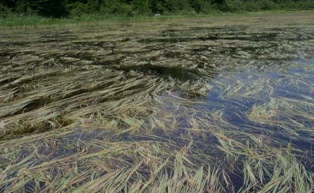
[{"xmin": 0, "ymin": 12, "xmax": 314, "ymax": 192}]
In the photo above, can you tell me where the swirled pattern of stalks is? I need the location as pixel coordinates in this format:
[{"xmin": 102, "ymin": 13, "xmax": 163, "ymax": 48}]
[{"xmin": 0, "ymin": 12, "xmax": 314, "ymax": 192}]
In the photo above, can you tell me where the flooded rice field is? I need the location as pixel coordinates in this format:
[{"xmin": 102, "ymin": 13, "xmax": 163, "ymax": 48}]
[{"xmin": 0, "ymin": 12, "xmax": 314, "ymax": 192}]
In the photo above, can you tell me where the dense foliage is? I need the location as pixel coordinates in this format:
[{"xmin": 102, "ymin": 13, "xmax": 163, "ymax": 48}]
[{"xmin": 1, "ymin": 0, "xmax": 314, "ymax": 18}]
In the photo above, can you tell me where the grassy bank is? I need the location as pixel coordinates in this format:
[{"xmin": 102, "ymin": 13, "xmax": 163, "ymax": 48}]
[{"xmin": 0, "ymin": 10, "xmax": 313, "ymax": 27}]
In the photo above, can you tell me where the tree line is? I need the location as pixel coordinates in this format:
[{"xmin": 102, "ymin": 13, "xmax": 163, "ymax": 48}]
[{"xmin": 1, "ymin": 0, "xmax": 314, "ymax": 18}]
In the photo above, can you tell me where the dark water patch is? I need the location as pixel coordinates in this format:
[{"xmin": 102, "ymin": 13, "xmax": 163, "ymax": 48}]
[
  {"xmin": 40, "ymin": 38, "xmax": 74, "ymax": 43},
  {"xmin": 0, "ymin": 51, "xmax": 36, "ymax": 60},
  {"xmin": 138, "ymin": 32, "xmax": 279, "ymax": 44},
  {"xmin": 0, "ymin": 77, "xmax": 19, "ymax": 86},
  {"xmin": 24, "ymin": 181, "xmax": 46, "ymax": 193},
  {"xmin": 12, "ymin": 99, "xmax": 44, "ymax": 116},
  {"xmin": 73, "ymin": 40, "xmax": 116, "ymax": 49},
  {"xmin": 240, "ymin": 45, "xmax": 277, "ymax": 52},
  {"xmin": 189, "ymin": 25, "xmax": 248, "ymax": 32},
  {"xmin": 110, "ymin": 65, "xmax": 200, "ymax": 82},
  {"xmin": 96, "ymin": 58, "xmax": 123, "ymax": 66},
  {"xmin": 114, "ymin": 133, "xmax": 170, "ymax": 143},
  {"xmin": 200, "ymin": 32, "xmax": 278, "ymax": 42},
  {"xmin": 161, "ymin": 29, "xmax": 183, "ymax": 37},
  {"xmin": 189, "ymin": 26, "xmax": 219, "ymax": 31},
  {"xmin": 119, "ymin": 37, "xmax": 132, "ymax": 42},
  {"xmin": 198, "ymin": 34, "xmax": 219, "ymax": 41},
  {"xmin": 39, "ymin": 31, "xmax": 77, "ymax": 43},
  {"xmin": 53, "ymin": 53, "xmax": 123, "ymax": 66},
  {"xmin": 1, "ymin": 41, "xmax": 30, "ymax": 46},
  {"xmin": 0, "ymin": 50, "xmax": 16, "ymax": 58},
  {"xmin": 190, "ymin": 45, "xmax": 211, "ymax": 52},
  {"xmin": 163, "ymin": 50, "xmax": 186, "ymax": 58},
  {"xmin": 138, "ymin": 37, "xmax": 195, "ymax": 44}
]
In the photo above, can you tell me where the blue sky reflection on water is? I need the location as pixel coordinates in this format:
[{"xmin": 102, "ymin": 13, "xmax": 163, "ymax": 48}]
[{"xmin": 164, "ymin": 58, "xmax": 314, "ymax": 153}]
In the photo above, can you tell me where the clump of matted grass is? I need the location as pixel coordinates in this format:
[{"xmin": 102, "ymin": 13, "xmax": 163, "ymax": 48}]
[
  {"xmin": 0, "ymin": 124, "xmax": 231, "ymax": 192},
  {"xmin": 1, "ymin": 92, "xmax": 313, "ymax": 192}
]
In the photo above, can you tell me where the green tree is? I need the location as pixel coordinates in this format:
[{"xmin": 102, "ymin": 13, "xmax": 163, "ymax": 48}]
[
  {"xmin": 29, "ymin": 0, "xmax": 68, "ymax": 17},
  {"xmin": 132, "ymin": 0, "xmax": 151, "ymax": 15},
  {"xmin": 0, "ymin": 3, "xmax": 11, "ymax": 17}
]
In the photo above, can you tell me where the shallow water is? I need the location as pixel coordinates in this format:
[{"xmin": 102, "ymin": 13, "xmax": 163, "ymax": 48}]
[
  {"xmin": 1, "ymin": 13, "xmax": 314, "ymax": 192},
  {"xmin": 164, "ymin": 59, "xmax": 314, "ymax": 145}
]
